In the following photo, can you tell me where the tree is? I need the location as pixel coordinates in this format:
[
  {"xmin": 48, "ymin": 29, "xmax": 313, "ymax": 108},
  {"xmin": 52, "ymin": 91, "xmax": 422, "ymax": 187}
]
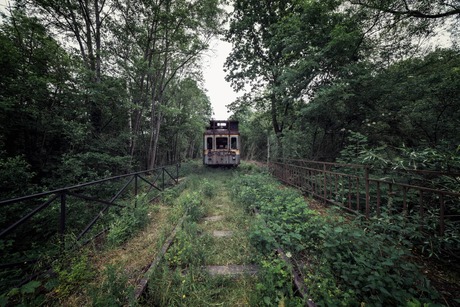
[
  {"xmin": 349, "ymin": 0, "xmax": 460, "ymax": 19},
  {"xmin": 25, "ymin": 0, "xmax": 114, "ymax": 134},
  {"xmin": 225, "ymin": 0, "xmax": 366, "ymax": 158},
  {"xmin": 157, "ymin": 78, "xmax": 212, "ymax": 164},
  {"xmin": 0, "ymin": 11, "xmax": 79, "ymax": 181},
  {"xmin": 298, "ymin": 48, "xmax": 460, "ymax": 160},
  {"xmin": 111, "ymin": 0, "xmax": 224, "ymax": 168}
]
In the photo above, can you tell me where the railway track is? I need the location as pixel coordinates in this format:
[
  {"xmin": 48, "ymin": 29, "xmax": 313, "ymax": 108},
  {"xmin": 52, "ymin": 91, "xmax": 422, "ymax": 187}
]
[{"xmin": 133, "ymin": 169, "xmax": 316, "ymax": 305}]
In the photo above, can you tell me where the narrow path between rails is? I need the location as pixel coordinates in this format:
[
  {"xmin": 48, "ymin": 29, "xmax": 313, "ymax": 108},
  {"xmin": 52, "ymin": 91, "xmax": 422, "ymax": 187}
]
[
  {"xmin": 201, "ymin": 177, "xmax": 258, "ymax": 278},
  {"xmin": 144, "ymin": 168, "xmax": 260, "ymax": 305}
]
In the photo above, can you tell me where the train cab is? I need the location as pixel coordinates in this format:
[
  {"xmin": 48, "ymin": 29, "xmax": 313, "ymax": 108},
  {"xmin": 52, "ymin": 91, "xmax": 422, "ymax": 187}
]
[{"xmin": 203, "ymin": 120, "xmax": 240, "ymax": 166}]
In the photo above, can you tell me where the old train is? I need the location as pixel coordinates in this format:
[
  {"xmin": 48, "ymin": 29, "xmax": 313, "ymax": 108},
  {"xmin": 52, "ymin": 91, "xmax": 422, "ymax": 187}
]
[{"xmin": 203, "ymin": 120, "xmax": 240, "ymax": 166}]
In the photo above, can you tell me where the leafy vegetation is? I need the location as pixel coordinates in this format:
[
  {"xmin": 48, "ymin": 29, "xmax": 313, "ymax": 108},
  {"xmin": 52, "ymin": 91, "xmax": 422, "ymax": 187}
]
[
  {"xmin": 231, "ymin": 171, "xmax": 441, "ymax": 305},
  {"xmin": 146, "ymin": 166, "xmax": 259, "ymax": 306},
  {"xmin": 0, "ymin": 164, "xmax": 184, "ymax": 305},
  {"xmin": 0, "ymin": 0, "xmax": 222, "ymax": 200},
  {"xmin": 338, "ymin": 132, "xmax": 460, "ymax": 260},
  {"xmin": 227, "ymin": 0, "xmax": 459, "ymax": 164},
  {"xmin": 1, "ymin": 0, "xmax": 459, "ymax": 304}
]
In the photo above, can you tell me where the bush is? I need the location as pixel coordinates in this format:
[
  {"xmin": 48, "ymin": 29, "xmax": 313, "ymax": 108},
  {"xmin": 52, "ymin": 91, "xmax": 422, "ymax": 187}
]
[
  {"xmin": 49, "ymin": 152, "xmax": 132, "ymax": 188},
  {"xmin": 0, "ymin": 153, "xmax": 36, "ymax": 199},
  {"xmin": 231, "ymin": 172, "xmax": 440, "ymax": 305},
  {"xmin": 52, "ymin": 253, "xmax": 94, "ymax": 298},
  {"xmin": 180, "ymin": 192, "xmax": 205, "ymax": 222}
]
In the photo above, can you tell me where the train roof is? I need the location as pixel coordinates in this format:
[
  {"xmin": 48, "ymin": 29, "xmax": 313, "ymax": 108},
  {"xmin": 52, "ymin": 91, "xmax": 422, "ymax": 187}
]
[{"xmin": 205, "ymin": 120, "xmax": 239, "ymax": 134}]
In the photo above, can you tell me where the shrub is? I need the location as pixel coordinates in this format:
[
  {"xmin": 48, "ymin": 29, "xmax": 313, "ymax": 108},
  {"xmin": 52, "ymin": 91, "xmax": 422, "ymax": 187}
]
[{"xmin": 231, "ymin": 172, "xmax": 440, "ymax": 305}]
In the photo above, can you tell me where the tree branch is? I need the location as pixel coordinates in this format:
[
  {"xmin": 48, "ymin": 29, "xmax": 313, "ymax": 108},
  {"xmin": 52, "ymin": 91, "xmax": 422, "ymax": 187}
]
[{"xmin": 350, "ymin": 0, "xmax": 460, "ymax": 19}]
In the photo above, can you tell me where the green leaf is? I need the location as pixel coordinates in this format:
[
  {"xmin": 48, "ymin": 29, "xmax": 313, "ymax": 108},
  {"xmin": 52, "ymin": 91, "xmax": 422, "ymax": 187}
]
[
  {"xmin": 334, "ymin": 226, "xmax": 344, "ymax": 233},
  {"xmin": 20, "ymin": 281, "xmax": 41, "ymax": 294}
]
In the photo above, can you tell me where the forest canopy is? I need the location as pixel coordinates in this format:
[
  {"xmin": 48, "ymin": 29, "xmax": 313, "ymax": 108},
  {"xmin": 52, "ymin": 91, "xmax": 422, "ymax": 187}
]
[
  {"xmin": 0, "ymin": 0, "xmax": 223, "ymax": 197},
  {"xmin": 1, "ymin": 0, "xmax": 459, "ymax": 199},
  {"xmin": 225, "ymin": 0, "xmax": 460, "ymax": 170}
]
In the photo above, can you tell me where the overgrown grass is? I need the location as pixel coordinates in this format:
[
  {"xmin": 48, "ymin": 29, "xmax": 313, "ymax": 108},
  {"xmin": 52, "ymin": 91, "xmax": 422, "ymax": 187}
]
[
  {"xmin": 1, "ymin": 165, "xmax": 193, "ymax": 306},
  {"xmin": 5, "ymin": 161, "xmax": 445, "ymax": 306},
  {"xmin": 144, "ymin": 164, "xmax": 260, "ymax": 306},
  {"xmin": 231, "ymin": 171, "xmax": 441, "ymax": 306}
]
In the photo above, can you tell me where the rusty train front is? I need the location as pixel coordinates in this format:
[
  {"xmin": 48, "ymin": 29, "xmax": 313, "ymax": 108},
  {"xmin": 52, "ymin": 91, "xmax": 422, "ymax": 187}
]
[{"xmin": 203, "ymin": 120, "xmax": 241, "ymax": 166}]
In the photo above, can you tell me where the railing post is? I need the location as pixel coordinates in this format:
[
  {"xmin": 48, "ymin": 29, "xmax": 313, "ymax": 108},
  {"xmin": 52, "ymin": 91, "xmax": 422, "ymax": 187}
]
[
  {"xmin": 60, "ymin": 192, "xmax": 66, "ymax": 236},
  {"xmin": 134, "ymin": 174, "xmax": 138, "ymax": 196},
  {"xmin": 365, "ymin": 166, "xmax": 370, "ymax": 219}
]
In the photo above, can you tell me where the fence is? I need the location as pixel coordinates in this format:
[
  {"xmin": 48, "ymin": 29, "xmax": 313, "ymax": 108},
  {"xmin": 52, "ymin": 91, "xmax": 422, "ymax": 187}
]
[
  {"xmin": 269, "ymin": 159, "xmax": 460, "ymax": 236},
  {"xmin": 0, "ymin": 164, "xmax": 180, "ymax": 290}
]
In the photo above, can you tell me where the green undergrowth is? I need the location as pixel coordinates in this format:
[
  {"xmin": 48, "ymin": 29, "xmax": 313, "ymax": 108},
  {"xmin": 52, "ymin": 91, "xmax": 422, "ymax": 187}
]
[
  {"xmin": 0, "ymin": 172, "xmax": 189, "ymax": 306},
  {"xmin": 231, "ymin": 171, "xmax": 442, "ymax": 306},
  {"xmin": 144, "ymin": 164, "xmax": 260, "ymax": 306}
]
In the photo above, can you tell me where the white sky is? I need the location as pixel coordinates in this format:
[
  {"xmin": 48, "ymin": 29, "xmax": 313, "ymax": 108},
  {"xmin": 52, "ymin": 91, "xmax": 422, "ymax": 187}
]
[
  {"xmin": 202, "ymin": 38, "xmax": 238, "ymax": 120},
  {"xmin": 0, "ymin": 0, "xmax": 8, "ymax": 11}
]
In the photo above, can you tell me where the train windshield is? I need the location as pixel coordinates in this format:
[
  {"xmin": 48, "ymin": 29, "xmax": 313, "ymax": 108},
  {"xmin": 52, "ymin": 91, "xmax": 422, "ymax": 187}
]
[
  {"xmin": 207, "ymin": 137, "xmax": 213, "ymax": 149},
  {"xmin": 231, "ymin": 137, "xmax": 238, "ymax": 149},
  {"xmin": 216, "ymin": 137, "xmax": 228, "ymax": 149}
]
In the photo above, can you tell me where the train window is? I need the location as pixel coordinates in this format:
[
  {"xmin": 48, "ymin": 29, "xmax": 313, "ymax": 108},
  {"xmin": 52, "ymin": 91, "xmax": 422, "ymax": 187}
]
[
  {"xmin": 207, "ymin": 137, "xmax": 213, "ymax": 149},
  {"xmin": 216, "ymin": 137, "xmax": 228, "ymax": 149},
  {"xmin": 231, "ymin": 137, "xmax": 238, "ymax": 149}
]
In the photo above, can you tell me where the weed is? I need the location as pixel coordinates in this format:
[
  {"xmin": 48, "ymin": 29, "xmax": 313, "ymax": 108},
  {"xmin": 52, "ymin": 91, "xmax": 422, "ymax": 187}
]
[
  {"xmin": 1, "ymin": 280, "xmax": 45, "ymax": 307},
  {"xmin": 52, "ymin": 253, "xmax": 95, "ymax": 299},
  {"xmin": 106, "ymin": 193, "xmax": 153, "ymax": 247},
  {"xmin": 165, "ymin": 220, "xmax": 207, "ymax": 269},
  {"xmin": 180, "ymin": 192, "xmax": 205, "ymax": 222},
  {"xmin": 231, "ymin": 172, "xmax": 441, "ymax": 305},
  {"xmin": 89, "ymin": 264, "xmax": 134, "ymax": 306},
  {"xmin": 200, "ymin": 178, "xmax": 216, "ymax": 198},
  {"xmin": 254, "ymin": 256, "xmax": 303, "ymax": 306}
]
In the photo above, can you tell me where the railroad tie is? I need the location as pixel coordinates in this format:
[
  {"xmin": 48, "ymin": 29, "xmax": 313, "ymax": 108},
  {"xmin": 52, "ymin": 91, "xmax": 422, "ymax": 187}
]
[{"xmin": 204, "ymin": 265, "xmax": 259, "ymax": 277}]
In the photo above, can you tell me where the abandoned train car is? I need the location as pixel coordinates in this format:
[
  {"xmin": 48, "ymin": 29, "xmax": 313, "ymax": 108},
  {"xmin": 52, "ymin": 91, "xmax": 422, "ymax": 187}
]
[{"xmin": 203, "ymin": 120, "xmax": 240, "ymax": 166}]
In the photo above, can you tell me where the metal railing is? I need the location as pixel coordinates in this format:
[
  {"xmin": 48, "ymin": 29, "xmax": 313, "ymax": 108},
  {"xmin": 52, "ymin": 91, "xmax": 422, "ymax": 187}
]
[
  {"xmin": 0, "ymin": 164, "xmax": 180, "ymax": 288},
  {"xmin": 269, "ymin": 159, "xmax": 460, "ymax": 236}
]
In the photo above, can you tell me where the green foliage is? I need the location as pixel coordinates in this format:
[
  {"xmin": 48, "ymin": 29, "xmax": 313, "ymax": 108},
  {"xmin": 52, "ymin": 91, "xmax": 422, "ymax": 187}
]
[
  {"xmin": 157, "ymin": 78, "xmax": 212, "ymax": 164},
  {"xmin": 299, "ymin": 48, "xmax": 460, "ymax": 160},
  {"xmin": 148, "ymin": 263, "xmax": 257, "ymax": 306},
  {"xmin": 52, "ymin": 253, "xmax": 94, "ymax": 298},
  {"xmin": 231, "ymin": 172, "xmax": 440, "ymax": 305},
  {"xmin": 199, "ymin": 178, "xmax": 215, "ymax": 198},
  {"xmin": 165, "ymin": 221, "xmax": 208, "ymax": 269},
  {"xmin": 1, "ymin": 280, "xmax": 45, "ymax": 307},
  {"xmin": 0, "ymin": 154, "xmax": 36, "ymax": 199},
  {"xmin": 255, "ymin": 257, "xmax": 302, "ymax": 306},
  {"xmin": 90, "ymin": 265, "xmax": 134, "ymax": 306},
  {"xmin": 107, "ymin": 193, "xmax": 153, "ymax": 247},
  {"xmin": 180, "ymin": 192, "xmax": 205, "ymax": 223},
  {"xmin": 50, "ymin": 152, "xmax": 132, "ymax": 188},
  {"xmin": 338, "ymin": 132, "xmax": 460, "ymax": 259}
]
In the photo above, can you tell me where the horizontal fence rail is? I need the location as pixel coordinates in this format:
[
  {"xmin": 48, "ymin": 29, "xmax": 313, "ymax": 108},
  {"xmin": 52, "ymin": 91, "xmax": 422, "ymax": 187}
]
[
  {"xmin": 0, "ymin": 164, "xmax": 180, "ymax": 290},
  {"xmin": 269, "ymin": 159, "xmax": 460, "ymax": 236}
]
